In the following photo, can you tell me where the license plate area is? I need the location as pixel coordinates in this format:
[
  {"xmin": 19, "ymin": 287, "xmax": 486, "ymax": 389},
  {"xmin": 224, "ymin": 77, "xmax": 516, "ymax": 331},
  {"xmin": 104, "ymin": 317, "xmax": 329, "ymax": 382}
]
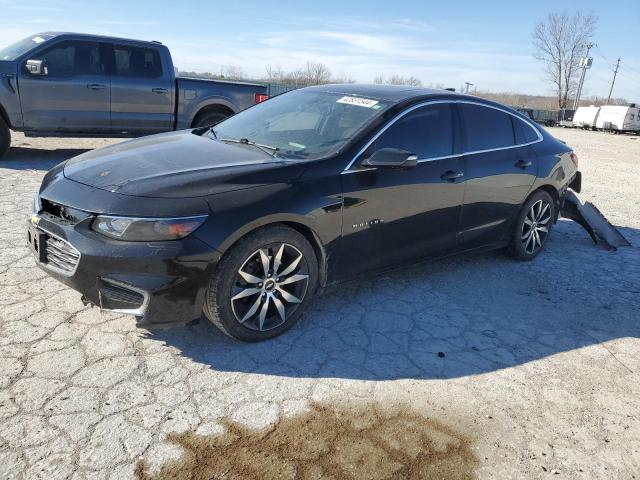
[{"xmin": 27, "ymin": 226, "xmax": 47, "ymax": 263}]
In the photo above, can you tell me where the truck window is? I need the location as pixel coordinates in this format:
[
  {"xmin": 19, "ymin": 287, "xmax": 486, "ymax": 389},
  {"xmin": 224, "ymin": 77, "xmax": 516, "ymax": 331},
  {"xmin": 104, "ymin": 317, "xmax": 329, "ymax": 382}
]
[
  {"xmin": 113, "ymin": 45, "xmax": 162, "ymax": 78},
  {"xmin": 30, "ymin": 41, "xmax": 102, "ymax": 77}
]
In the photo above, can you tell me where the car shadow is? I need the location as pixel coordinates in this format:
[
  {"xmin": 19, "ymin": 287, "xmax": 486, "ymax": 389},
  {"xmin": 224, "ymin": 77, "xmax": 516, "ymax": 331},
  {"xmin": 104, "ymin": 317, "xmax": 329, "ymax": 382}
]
[
  {"xmin": 147, "ymin": 220, "xmax": 639, "ymax": 381},
  {"xmin": 0, "ymin": 147, "xmax": 91, "ymax": 171}
]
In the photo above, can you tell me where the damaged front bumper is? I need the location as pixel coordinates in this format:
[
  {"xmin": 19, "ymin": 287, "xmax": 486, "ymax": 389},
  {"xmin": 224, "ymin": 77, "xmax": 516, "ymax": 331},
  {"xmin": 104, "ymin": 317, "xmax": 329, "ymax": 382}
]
[{"xmin": 27, "ymin": 213, "xmax": 220, "ymax": 327}]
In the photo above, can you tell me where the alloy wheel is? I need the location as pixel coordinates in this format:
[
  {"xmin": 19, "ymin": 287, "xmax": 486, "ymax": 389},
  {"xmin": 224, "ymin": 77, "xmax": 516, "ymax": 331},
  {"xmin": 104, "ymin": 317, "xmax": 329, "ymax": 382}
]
[
  {"xmin": 521, "ymin": 199, "xmax": 551, "ymax": 254},
  {"xmin": 230, "ymin": 243, "xmax": 309, "ymax": 331}
]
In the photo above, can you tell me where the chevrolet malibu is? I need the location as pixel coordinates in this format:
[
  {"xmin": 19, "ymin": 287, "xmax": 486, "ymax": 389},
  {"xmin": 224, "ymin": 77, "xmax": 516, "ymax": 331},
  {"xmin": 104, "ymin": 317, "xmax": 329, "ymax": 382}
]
[{"xmin": 28, "ymin": 85, "xmax": 581, "ymax": 341}]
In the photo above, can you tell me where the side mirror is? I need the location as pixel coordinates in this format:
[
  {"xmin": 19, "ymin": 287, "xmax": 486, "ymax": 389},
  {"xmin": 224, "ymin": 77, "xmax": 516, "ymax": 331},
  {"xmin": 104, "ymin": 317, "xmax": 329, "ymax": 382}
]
[
  {"xmin": 360, "ymin": 148, "xmax": 418, "ymax": 169},
  {"xmin": 25, "ymin": 59, "xmax": 47, "ymax": 76}
]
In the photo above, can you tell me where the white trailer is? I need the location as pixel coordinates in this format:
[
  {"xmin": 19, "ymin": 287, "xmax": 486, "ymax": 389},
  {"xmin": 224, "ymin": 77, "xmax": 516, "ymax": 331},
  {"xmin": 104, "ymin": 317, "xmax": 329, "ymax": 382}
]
[
  {"xmin": 595, "ymin": 105, "xmax": 640, "ymax": 133},
  {"xmin": 573, "ymin": 106, "xmax": 600, "ymax": 129}
]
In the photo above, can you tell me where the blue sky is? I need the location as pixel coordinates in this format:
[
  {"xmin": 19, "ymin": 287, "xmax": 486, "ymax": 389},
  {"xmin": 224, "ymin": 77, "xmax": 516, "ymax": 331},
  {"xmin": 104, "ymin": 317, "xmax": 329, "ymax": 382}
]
[{"xmin": 1, "ymin": 0, "xmax": 638, "ymax": 100}]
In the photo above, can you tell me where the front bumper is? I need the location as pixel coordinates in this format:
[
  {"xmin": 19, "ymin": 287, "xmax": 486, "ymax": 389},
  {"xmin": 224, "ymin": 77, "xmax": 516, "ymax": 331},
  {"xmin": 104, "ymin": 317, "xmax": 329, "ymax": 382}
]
[{"xmin": 27, "ymin": 213, "xmax": 220, "ymax": 327}]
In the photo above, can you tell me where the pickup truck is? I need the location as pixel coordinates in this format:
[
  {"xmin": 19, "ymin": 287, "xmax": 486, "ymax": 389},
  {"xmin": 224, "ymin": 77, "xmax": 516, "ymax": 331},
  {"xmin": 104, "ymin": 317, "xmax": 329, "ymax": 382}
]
[{"xmin": 0, "ymin": 32, "xmax": 269, "ymax": 158}]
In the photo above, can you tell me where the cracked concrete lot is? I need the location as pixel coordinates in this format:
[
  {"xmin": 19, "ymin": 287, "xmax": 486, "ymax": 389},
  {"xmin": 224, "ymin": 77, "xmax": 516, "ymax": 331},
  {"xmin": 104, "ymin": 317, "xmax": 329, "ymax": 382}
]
[{"xmin": 0, "ymin": 128, "xmax": 639, "ymax": 479}]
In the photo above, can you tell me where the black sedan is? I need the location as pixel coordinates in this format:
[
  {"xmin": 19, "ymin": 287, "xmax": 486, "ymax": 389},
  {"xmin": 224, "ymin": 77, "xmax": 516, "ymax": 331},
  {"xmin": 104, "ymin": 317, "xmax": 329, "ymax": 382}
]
[{"xmin": 29, "ymin": 85, "xmax": 581, "ymax": 341}]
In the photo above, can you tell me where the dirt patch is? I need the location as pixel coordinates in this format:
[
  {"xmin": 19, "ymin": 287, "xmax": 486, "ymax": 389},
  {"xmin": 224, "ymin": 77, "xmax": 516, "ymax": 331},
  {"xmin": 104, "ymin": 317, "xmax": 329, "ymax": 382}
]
[{"xmin": 135, "ymin": 402, "xmax": 477, "ymax": 480}]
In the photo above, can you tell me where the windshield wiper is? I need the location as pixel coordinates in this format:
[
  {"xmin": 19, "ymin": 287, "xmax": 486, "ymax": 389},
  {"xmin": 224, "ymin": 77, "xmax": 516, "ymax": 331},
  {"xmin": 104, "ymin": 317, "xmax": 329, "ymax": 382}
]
[{"xmin": 217, "ymin": 137, "xmax": 279, "ymax": 157}]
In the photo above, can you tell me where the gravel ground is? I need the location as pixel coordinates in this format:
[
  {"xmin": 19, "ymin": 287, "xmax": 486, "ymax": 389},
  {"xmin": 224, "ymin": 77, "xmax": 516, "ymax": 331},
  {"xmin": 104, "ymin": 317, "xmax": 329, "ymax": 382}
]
[{"xmin": 0, "ymin": 128, "xmax": 638, "ymax": 479}]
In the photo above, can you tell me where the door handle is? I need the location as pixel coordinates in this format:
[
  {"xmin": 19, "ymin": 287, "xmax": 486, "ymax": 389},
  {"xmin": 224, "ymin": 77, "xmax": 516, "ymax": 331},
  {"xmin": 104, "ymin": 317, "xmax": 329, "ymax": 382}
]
[
  {"xmin": 152, "ymin": 88, "xmax": 168, "ymax": 94},
  {"xmin": 440, "ymin": 170, "xmax": 464, "ymax": 182},
  {"xmin": 86, "ymin": 83, "xmax": 106, "ymax": 90},
  {"xmin": 515, "ymin": 159, "xmax": 533, "ymax": 168}
]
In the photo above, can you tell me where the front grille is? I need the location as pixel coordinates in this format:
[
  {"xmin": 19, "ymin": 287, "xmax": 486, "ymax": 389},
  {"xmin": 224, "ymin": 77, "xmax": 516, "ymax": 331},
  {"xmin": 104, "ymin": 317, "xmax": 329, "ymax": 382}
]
[
  {"xmin": 98, "ymin": 280, "xmax": 145, "ymax": 312},
  {"xmin": 40, "ymin": 199, "xmax": 92, "ymax": 225},
  {"xmin": 45, "ymin": 236, "xmax": 80, "ymax": 274}
]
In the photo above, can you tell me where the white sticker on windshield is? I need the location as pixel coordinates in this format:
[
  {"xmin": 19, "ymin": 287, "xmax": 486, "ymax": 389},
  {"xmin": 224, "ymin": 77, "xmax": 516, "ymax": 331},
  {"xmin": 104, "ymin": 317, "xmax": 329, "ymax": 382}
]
[
  {"xmin": 32, "ymin": 36, "xmax": 45, "ymax": 44},
  {"xmin": 336, "ymin": 96, "xmax": 379, "ymax": 108}
]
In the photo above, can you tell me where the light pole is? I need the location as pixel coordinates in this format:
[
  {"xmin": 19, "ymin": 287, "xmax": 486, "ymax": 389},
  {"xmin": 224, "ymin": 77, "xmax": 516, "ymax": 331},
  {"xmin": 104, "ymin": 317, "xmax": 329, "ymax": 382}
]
[
  {"xmin": 464, "ymin": 82, "xmax": 474, "ymax": 94},
  {"xmin": 572, "ymin": 43, "xmax": 595, "ymax": 110},
  {"xmin": 606, "ymin": 58, "xmax": 621, "ymax": 105}
]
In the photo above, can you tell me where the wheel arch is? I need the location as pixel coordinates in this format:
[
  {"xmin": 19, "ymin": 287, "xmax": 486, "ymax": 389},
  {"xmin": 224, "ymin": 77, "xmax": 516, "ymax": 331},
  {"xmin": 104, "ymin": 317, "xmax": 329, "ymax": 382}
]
[
  {"xmin": 216, "ymin": 217, "xmax": 328, "ymax": 290},
  {"xmin": 190, "ymin": 101, "xmax": 236, "ymax": 128}
]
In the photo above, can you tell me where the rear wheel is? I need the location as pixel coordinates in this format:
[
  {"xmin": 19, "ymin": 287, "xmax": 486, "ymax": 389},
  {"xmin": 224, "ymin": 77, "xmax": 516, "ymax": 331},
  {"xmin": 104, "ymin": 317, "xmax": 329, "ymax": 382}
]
[
  {"xmin": 509, "ymin": 190, "xmax": 555, "ymax": 261},
  {"xmin": 0, "ymin": 118, "xmax": 10, "ymax": 159},
  {"xmin": 203, "ymin": 225, "xmax": 318, "ymax": 341},
  {"xmin": 193, "ymin": 109, "xmax": 231, "ymax": 128}
]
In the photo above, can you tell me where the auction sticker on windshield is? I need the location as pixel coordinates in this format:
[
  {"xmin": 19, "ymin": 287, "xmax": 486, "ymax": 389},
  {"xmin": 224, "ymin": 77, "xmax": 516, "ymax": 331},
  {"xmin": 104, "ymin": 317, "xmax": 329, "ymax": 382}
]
[{"xmin": 336, "ymin": 96, "xmax": 379, "ymax": 108}]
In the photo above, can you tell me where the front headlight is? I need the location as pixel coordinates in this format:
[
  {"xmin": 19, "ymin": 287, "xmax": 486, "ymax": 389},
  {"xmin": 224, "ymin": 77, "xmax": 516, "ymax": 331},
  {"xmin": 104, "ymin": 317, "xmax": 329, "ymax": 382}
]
[
  {"xmin": 34, "ymin": 192, "xmax": 41, "ymax": 213},
  {"xmin": 91, "ymin": 215, "xmax": 208, "ymax": 241}
]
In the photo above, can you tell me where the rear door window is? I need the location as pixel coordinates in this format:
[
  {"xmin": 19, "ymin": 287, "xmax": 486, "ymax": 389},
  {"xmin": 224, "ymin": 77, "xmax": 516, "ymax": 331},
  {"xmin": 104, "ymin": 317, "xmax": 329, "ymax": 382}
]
[
  {"xmin": 460, "ymin": 103, "xmax": 515, "ymax": 152},
  {"xmin": 113, "ymin": 45, "xmax": 163, "ymax": 78},
  {"xmin": 366, "ymin": 103, "xmax": 454, "ymax": 160}
]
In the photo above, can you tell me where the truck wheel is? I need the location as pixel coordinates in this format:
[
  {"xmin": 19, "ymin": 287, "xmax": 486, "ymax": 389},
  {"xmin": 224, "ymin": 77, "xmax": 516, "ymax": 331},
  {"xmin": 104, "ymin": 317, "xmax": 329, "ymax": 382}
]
[
  {"xmin": 0, "ymin": 118, "xmax": 10, "ymax": 159},
  {"xmin": 203, "ymin": 225, "xmax": 318, "ymax": 342},
  {"xmin": 509, "ymin": 190, "xmax": 555, "ymax": 261},
  {"xmin": 193, "ymin": 110, "xmax": 230, "ymax": 128}
]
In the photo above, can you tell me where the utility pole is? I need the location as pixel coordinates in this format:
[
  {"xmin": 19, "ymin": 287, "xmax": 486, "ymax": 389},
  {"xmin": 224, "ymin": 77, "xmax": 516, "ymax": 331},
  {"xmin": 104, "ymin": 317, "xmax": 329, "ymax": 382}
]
[
  {"xmin": 464, "ymin": 82, "xmax": 473, "ymax": 94},
  {"xmin": 606, "ymin": 58, "xmax": 621, "ymax": 105},
  {"xmin": 572, "ymin": 43, "xmax": 595, "ymax": 110}
]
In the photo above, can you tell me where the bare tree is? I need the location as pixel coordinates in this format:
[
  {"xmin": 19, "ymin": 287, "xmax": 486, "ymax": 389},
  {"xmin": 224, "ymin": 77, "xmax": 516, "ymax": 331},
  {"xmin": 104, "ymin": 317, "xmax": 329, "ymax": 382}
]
[
  {"xmin": 532, "ymin": 11, "xmax": 597, "ymax": 109},
  {"xmin": 264, "ymin": 64, "xmax": 285, "ymax": 83},
  {"xmin": 263, "ymin": 61, "xmax": 339, "ymax": 86},
  {"xmin": 222, "ymin": 65, "xmax": 245, "ymax": 80},
  {"xmin": 374, "ymin": 75, "xmax": 423, "ymax": 87},
  {"xmin": 304, "ymin": 62, "xmax": 332, "ymax": 85}
]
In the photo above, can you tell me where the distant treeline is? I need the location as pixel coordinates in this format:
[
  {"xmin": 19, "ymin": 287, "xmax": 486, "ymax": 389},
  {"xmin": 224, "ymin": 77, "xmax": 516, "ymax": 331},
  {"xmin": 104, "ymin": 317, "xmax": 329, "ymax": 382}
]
[
  {"xmin": 471, "ymin": 91, "xmax": 630, "ymax": 110},
  {"xmin": 177, "ymin": 62, "xmax": 630, "ymax": 111}
]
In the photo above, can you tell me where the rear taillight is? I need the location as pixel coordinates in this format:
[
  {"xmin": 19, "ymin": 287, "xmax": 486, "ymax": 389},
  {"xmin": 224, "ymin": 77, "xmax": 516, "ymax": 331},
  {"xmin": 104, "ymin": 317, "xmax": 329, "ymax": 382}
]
[
  {"xmin": 570, "ymin": 152, "xmax": 579, "ymax": 168},
  {"xmin": 255, "ymin": 93, "xmax": 269, "ymax": 104}
]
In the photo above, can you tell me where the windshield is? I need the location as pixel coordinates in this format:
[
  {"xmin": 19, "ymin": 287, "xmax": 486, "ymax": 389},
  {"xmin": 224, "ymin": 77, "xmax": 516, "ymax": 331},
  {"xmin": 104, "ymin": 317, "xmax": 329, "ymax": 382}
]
[
  {"xmin": 0, "ymin": 34, "xmax": 55, "ymax": 61},
  {"xmin": 211, "ymin": 89, "xmax": 391, "ymax": 160}
]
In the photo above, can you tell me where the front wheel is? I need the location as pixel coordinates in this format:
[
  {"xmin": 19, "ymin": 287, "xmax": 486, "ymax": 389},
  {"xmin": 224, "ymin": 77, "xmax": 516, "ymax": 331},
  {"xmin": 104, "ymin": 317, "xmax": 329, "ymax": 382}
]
[
  {"xmin": 0, "ymin": 118, "xmax": 10, "ymax": 159},
  {"xmin": 509, "ymin": 190, "xmax": 555, "ymax": 261},
  {"xmin": 203, "ymin": 225, "xmax": 318, "ymax": 341}
]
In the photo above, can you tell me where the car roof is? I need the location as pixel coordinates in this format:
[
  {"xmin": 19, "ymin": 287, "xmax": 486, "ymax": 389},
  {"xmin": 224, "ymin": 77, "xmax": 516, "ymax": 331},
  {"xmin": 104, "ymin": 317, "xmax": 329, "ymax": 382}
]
[
  {"xmin": 33, "ymin": 32, "xmax": 163, "ymax": 47},
  {"xmin": 304, "ymin": 83, "xmax": 462, "ymax": 102},
  {"xmin": 303, "ymin": 84, "xmax": 540, "ymax": 125}
]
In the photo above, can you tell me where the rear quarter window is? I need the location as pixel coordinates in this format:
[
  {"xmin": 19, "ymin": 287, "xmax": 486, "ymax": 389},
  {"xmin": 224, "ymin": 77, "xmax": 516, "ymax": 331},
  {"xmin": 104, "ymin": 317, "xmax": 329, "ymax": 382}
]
[
  {"xmin": 460, "ymin": 103, "xmax": 515, "ymax": 152},
  {"xmin": 512, "ymin": 116, "xmax": 540, "ymax": 144}
]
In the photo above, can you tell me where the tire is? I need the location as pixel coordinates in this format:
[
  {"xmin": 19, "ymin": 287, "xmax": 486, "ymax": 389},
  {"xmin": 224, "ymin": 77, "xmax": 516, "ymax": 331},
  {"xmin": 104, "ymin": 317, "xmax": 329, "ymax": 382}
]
[
  {"xmin": 193, "ymin": 110, "xmax": 230, "ymax": 128},
  {"xmin": 509, "ymin": 190, "xmax": 555, "ymax": 261},
  {"xmin": 203, "ymin": 225, "xmax": 318, "ymax": 342},
  {"xmin": 0, "ymin": 118, "xmax": 10, "ymax": 160}
]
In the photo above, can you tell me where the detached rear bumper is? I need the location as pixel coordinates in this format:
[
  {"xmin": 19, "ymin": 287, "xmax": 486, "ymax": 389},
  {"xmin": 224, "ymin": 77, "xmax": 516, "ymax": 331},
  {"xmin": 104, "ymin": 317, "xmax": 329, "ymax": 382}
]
[
  {"xmin": 27, "ymin": 214, "xmax": 220, "ymax": 327},
  {"xmin": 568, "ymin": 171, "xmax": 582, "ymax": 193}
]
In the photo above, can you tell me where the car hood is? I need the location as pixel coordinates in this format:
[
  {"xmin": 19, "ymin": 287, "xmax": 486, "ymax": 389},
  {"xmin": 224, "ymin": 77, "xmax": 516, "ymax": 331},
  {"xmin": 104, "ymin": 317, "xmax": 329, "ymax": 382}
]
[
  {"xmin": 0, "ymin": 60, "xmax": 16, "ymax": 74},
  {"xmin": 63, "ymin": 130, "xmax": 304, "ymax": 198}
]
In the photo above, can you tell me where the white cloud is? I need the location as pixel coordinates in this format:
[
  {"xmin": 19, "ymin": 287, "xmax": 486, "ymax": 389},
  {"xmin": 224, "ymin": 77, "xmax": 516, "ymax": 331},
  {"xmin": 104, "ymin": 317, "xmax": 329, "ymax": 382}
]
[{"xmin": 95, "ymin": 20, "xmax": 158, "ymax": 26}]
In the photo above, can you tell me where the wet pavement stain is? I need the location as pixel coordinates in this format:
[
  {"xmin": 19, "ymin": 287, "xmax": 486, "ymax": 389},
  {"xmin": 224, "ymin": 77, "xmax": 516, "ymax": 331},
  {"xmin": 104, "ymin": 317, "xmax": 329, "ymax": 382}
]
[{"xmin": 135, "ymin": 402, "xmax": 477, "ymax": 480}]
